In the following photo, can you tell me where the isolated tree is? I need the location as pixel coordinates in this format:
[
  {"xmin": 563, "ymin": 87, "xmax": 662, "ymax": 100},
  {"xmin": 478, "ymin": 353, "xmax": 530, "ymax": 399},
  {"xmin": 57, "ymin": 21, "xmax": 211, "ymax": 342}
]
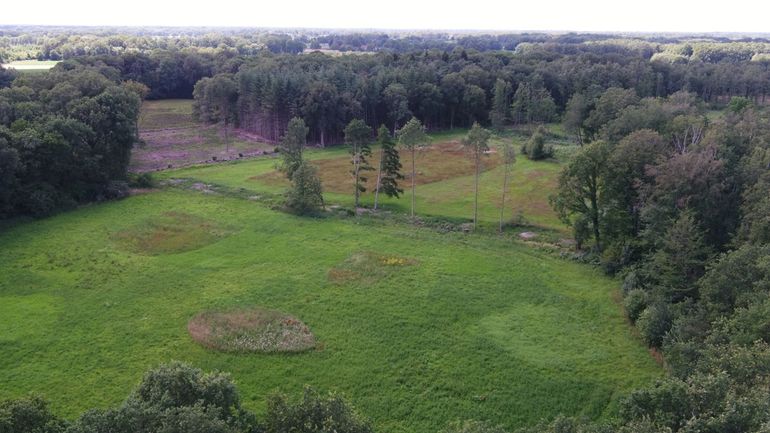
[
  {"xmin": 462, "ymin": 122, "xmax": 491, "ymax": 230},
  {"xmin": 490, "ymin": 78, "xmax": 512, "ymax": 131},
  {"xmin": 397, "ymin": 117, "xmax": 429, "ymax": 217},
  {"xmin": 344, "ymin": 119, "xmax": 373, "ymax": 208},
  {"xmin": 286, "ymin": 162, "xmax": 324, "ymax": 215},
  {"xmin": 279, "ymin": 117, "xmax": 309, "ymax": 180},
  {"xmin": 499, "ymin": 140, "xmax": 516, "ymax": 232},
  {"xmin": 551, "ymin": 140, "xmax": 611, "ymax": 250},
  {"xmin": 373, "ymin": 125, "xmax": 403, "ymax": 210}
]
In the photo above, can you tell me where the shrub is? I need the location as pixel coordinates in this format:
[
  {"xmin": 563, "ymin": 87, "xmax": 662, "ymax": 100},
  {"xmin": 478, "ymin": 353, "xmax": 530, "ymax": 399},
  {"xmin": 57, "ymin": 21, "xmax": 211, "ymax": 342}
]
[
  {"xmin": 624, "ymin": 290, "xmax": 648, "ymax": 323},
  {"xmin": 128, "ymin": 172, "xmax": 156, "ymax": 188},
  {"xmin": 286, "ymin": 162, "xmax": 324, "ymax": 215},
  {"xmin": 636, "ymin": 303, "xmax": 673, "ymax": 347},
  {"xmin": 521, "ymin": 126, "xmax": 553, "ymax": 160},
  {"xmin": 0, "ymin": 395, "xmax": 66, "ymax": 433},
  {"xmin": 263, "ymin": 387, "xmax": 372, "ymax": 433}
]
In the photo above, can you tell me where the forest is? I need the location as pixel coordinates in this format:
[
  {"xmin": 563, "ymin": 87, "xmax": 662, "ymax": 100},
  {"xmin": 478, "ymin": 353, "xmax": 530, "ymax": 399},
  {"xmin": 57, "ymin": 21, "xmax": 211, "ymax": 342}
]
[{"xmin": 1, "ymin": 27, "xmax": 770, "ymax": 433}]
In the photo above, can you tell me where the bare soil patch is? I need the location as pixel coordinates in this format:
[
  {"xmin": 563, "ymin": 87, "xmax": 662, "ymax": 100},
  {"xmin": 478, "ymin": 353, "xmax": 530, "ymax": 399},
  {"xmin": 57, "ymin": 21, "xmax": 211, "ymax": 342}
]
[{"xmin": 188, "ymin": 307, "xmax": 316, "ymax": 353}]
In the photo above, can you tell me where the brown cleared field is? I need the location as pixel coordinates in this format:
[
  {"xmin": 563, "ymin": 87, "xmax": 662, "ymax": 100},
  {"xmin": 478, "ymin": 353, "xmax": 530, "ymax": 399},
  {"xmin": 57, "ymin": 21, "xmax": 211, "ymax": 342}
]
[
  {"xmin": 132, "ymin": 100, "xmax": 275, "ymax": 172},
  {"xmin": 251, "ymin": 141, "xmax": 503, "ymax": 193}
]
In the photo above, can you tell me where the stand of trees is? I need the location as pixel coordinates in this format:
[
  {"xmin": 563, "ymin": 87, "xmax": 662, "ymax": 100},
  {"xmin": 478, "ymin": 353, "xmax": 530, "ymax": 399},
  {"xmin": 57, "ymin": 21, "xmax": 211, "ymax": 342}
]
[
  {"xmin": 186, "ymin": 42, "xmax": 770, "ymax": 146},
  {"xmin": 548, "ymin": 94, "xmax": 770, "ymax": 433},
  {"xmin": 0, "ymin": 63, "xmax": 141, "ymax": 219}
]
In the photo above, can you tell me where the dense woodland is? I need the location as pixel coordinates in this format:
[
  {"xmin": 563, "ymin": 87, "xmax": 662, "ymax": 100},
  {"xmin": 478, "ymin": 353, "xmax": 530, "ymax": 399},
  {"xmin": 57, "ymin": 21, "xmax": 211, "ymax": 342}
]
[{"xmin": 1, "ymin": 28, "xmax": 770, "ymax": 433}]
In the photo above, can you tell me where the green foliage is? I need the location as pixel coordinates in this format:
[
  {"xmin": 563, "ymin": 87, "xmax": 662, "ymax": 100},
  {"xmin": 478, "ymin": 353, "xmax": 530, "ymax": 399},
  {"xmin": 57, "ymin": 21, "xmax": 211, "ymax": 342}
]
[
  {"xmin": 521, "ymin": 126, "xmax": 553, "ymax": 160},
  {"xmin": 0, "ymin": 395, "xmax": 66, "ymax": 433},
  {"xmin": 511, "ymin": 79, "xmax": 557, "ymax": 125},
  {"xmin": 551, "ymin": 140, "xmax": 611, "ymax": 249},
  {"xmin": 490, "ymin": 79, "xmax": 512, "ymax": 131},
  {"xmin": 0, "ymin": 63, "xmax": 141, "ymax": 218},
  {"xmin": 636, "ymin": 303, "xmax": 672, "ymax": 348},
  {"xmin": 623, "ymin": 289, "xmax": 648, "ymax": 323},
  {"xmin": 375, "ymin": 125, "xmax": 403, "ymax": 200},
  {"xmin": 263, "ymin": 387, "xmax": 372, "ymax": 433},
  {"xmin": 442, "ymin": 420, "xmax": 506, "ymax": 433},
  {"xmin": 286, "ymin": 162, "xmax": 324, "ymax": 215},
  {"xmin": 344, "ymin": 119, "xmax": 374, "ymax": 207},
  {"xmin": 462, "ymin": 122, "xmax": 491, "ymax": 228},
  {"xmin": 279, "ymin": 117, "xmax": 309, "ymax": 180},
  {"xmin": 649, "ymin": 211, "xmax": 713, "ymax": 302}
]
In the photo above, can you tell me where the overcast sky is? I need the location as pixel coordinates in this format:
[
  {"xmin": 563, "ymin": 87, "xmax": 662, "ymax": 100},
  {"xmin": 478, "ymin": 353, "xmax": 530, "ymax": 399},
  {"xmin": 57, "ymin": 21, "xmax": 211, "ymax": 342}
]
[{"xmin": 2, "ymin": 0, "xmax": 767, "ymax": 34}]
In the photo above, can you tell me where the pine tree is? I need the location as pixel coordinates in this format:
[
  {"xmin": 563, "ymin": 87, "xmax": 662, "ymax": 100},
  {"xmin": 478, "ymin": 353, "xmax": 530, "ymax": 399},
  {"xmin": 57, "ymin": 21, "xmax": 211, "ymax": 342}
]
[
  {"xmin": 344, "ymin": 119, "xmax": 373, "ymax": 208},
  {"xmin": 374, "ymin": 125, "xmax": 404, "ymax": 210}
]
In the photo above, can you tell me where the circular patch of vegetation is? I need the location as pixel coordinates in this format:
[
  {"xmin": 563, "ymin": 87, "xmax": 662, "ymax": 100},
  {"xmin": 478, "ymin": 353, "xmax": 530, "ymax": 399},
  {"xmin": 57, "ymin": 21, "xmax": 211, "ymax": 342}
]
[
  {"xmin": 188, "ymin": 308, "xmax": 316, "ymax": 353},
  {"xmin": 328, "ymin": 251, "xmax": 417, "ymax": 285},
  {"xmin": 112, "ymin": 211, "xmax": 233, "ymax": 255}
]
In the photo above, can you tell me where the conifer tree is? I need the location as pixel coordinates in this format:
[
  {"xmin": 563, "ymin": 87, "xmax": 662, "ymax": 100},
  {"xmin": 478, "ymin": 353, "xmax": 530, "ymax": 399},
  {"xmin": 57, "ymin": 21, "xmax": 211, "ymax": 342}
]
[
  {"xmin": 373, "ymin": 125, "xmax": 403, "ymax": 210},
  {"xmin": 344, "ymin": 119, "xmax": 373, "ymax": 208}
]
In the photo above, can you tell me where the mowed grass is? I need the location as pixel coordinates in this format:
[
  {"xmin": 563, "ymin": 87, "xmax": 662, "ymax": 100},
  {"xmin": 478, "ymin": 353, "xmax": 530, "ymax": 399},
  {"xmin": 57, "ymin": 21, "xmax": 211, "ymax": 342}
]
[{"xmin": 0, "ymin": 188, "xmax": 661, "ymax": 433}]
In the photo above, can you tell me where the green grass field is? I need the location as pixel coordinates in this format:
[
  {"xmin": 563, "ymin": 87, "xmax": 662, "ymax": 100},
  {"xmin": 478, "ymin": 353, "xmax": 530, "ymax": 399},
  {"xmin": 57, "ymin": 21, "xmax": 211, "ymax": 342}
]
[
  {"xmin": 0, "ymin": 192, "xmax": 660, "ymax": 433},
  {"xmin": 0, "ymin": 106, "xmax": 662, "ymax": 433}
]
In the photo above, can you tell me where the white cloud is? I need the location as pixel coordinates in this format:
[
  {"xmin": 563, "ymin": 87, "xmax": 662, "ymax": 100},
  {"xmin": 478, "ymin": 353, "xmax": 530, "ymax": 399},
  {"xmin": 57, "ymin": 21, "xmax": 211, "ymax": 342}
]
[{"xmin": 1, "ymin": 0, "xmax": 767, "ymax": 33}]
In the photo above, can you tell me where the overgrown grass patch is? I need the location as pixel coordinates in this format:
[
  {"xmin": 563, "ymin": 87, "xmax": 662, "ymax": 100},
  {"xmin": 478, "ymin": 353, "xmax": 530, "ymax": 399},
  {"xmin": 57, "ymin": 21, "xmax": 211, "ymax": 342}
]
[
  {"xmin": 111, "ymin": 211, "xmax": 233, "ymax": 254},
  {"xmin": 188, "ymin": 307, "xmax": 316, "ymax": 353},
  {"xmin": 252, "ymin": 141, "xmax": 502, "ymax": 194},
  {"xmin": 328, "ymin": 251, "xmax": 417, "ymax": 285}
]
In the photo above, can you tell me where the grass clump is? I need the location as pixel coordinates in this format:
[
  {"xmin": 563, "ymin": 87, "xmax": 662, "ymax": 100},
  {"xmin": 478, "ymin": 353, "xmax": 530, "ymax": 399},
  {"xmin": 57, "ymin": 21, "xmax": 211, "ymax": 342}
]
[{"xmin": 188, "ymin": 308, "xmax": 316, "ymax": 353}]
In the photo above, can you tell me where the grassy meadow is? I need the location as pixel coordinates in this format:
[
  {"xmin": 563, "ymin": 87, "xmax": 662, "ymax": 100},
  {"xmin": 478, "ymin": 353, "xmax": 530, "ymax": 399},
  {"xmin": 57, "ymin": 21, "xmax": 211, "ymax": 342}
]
[{"xmin": 0, "ymin": 101, "xmax": 662, "ymax": 433}]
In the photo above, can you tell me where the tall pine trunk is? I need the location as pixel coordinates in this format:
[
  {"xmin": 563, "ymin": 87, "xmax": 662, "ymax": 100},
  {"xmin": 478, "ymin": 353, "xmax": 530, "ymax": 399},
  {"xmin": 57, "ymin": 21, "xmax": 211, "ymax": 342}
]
[
  {"xmin": 473, "ymin": 153, "xmax": 480, "ymax": 230},
  {"xmin": 374, "ymin": 147, "xmax": 384, "ymax": 210},
  {"xmin": 411, "ymin": 147, "xmax": 416, "ymax": 218},
  {"xmin": 499, "ymin": 160, "xmax": 510, "ymax": 233}
]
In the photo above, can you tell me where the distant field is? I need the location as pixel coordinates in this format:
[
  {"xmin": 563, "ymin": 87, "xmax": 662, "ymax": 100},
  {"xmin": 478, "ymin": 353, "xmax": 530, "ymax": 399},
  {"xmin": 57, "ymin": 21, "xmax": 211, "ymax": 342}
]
[
  {"xmin": 0, "ymin": 188, "xmax": 661, "ymax": 432},
  {"xmin": 1, "ymin": 60, "xmax": 59, "ymax": 71},
  {"xmin": 133, "ymin": 100, "xmax": 275, "ymax": 172}
]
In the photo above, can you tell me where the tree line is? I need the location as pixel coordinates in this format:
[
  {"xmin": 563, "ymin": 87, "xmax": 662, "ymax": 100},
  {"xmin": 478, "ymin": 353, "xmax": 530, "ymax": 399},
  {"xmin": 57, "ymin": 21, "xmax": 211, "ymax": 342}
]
[
  {"xmin": 190, "ymin": 44, "xmax": 770, "ymax": 146},
  {"xmin": 0, "ymin": 62, "xmax": 142, "ymax": 218},
  {"xmin": 548, "ymin": 92, "xmax": 770, "ymax": 432}
]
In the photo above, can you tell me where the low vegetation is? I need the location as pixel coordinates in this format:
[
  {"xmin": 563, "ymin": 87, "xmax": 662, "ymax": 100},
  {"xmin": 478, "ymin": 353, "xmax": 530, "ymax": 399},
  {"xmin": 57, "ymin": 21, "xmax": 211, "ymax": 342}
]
[{"xmin": 188, "ymin": 308, "xmax": 316, "ymax": 353}]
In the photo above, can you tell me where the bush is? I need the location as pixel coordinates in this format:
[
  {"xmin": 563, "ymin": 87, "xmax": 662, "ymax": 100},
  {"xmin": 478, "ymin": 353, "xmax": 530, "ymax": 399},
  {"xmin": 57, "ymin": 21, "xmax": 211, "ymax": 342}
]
[
  {"xmin": 103, "ymin": 181, "xmax": 130, "ymax": 200},
  {"xmin": 0, "ymin": 395, "xmax": 66, "ymax": 433},
  {"xmin": 286, "ymin": 162, "xmax": 324, "ymax": 215},
  {"xmin": 521, "ymin": 126, "xmax": 553, "ymax": 160},
  {"xmin": 624, "ymin": 289, "xmax": 648, "ymax": 323},
  {"xmin": 263, "ymin": 387, "xmax": 372, "ymax": 433},
  {"xmin": 636, "ymin": 303, "xmax": 672, "ymax": 347},
  {"xmin": 128, "ymin": 172, "xmax": 156, "ymax": 188}
]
